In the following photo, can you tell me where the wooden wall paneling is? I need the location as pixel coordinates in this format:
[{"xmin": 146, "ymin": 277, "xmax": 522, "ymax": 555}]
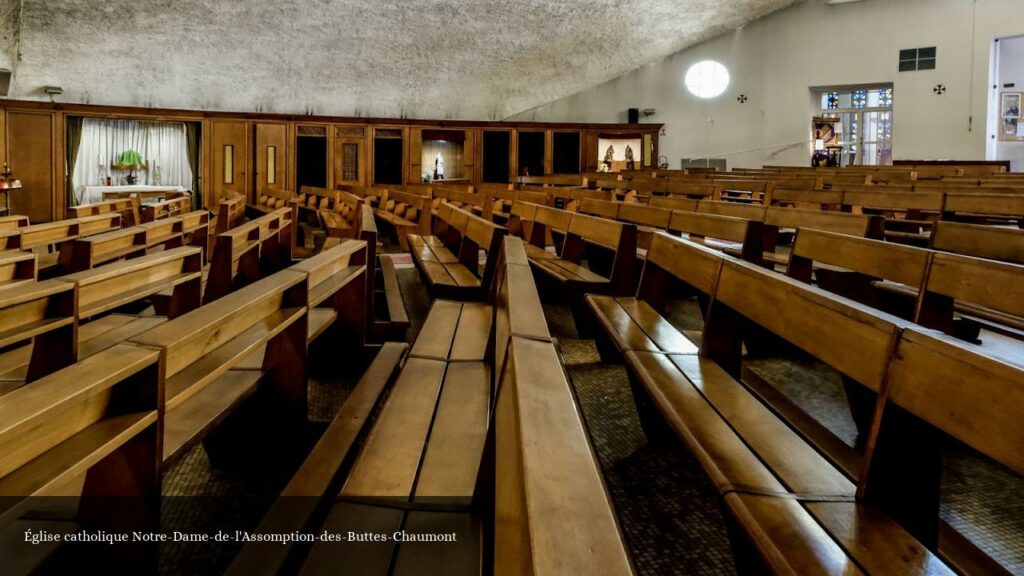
[
  {"xmin": 463, "ymin": 128, "xmax": 476, "ymax": 182},
  {"xmin": 255, "ymin": 122, "xmax": 288, "ymax": 193},
  {"xmin": 54, "ymin": 112, "xmax": 66, "ymax": 220},
  {"xmin": 408, "ymin": 128, "xmax": 422, "ymax": 184},
  {"xmin": 285, "ymin": 123, "xmax": 297, "ymax": 195},
  {"xmin": 6, "ymin": 110, "xmax": 55, "ymax": 222},
  {"xmin": 209, "ymin": 119, "xmax": 250, "ymax": 206},
  {"xmin": 0, "ymin": 110, "xmax": 6, "ymax": 165},
  {"xmin": 544, "ymin": 130, "xmax": 554, "ymax": 175},
  {"xmin": 583, "ymin": 131, "xmax": 599, "ymax": 173}
]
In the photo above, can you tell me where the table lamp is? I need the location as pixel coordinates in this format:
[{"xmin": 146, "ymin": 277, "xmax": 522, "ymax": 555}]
[{"xmin": 113, "ymin": 150, "xmax": 146, "ymax": 185}]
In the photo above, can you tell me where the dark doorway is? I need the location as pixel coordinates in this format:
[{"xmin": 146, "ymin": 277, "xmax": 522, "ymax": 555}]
[
  {"xmin": 553, "ymin": 132, "xmax": 581, "ymax": 174},
  {"xmin": 374, "ymin": 138, "xmax": 403, "ymax": 184},
  {"xmin": 296, "ymin": 135, "xmax": 328, "ymax": 189},
  {"xmin": 518, "ymin": 131, "xmax": 545, "ymax": 177},
  {"xmin": 482, "ymin": 131, "xmax": 511, "ymax": 183}
]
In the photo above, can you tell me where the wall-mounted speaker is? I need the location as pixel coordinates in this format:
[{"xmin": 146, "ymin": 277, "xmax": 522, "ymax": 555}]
[
  {"xmin": 0, "ymin": 69, "xmax": 10, "ymax": 97},
  {"xmin": 627, "ymin": 108, "xmax": 639, "ymax": 124}
]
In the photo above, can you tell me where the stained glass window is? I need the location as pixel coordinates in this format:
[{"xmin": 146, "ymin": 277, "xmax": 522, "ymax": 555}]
[
  {"xmin": 826, "ymin": 92, "xmax": 839, "ymax": 109},
  {"xmin": 852, "ymin": 90, "xmax": 868, "ymax": 108},
  {"xmin": 879, "ymin": 88, "xmax": 893, "ymax": 108},
  {"xmin": 342, "ymin": 143, "xmax": 359, "ymax": 181}
]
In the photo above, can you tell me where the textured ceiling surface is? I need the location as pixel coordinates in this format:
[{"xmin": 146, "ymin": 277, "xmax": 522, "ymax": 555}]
[{"xmin": 5, "ymin": 0, "xmax": 796, "ymax": 120}]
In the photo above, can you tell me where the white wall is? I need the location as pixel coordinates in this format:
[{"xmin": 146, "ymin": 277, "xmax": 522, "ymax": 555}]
[
  {"xmin": 994, "ymin": 34, "xmax": 1024, "ymax": 170},
  {"xmin": 508, "ymin": 0, "xmax": 1024, "ymax": 170}
]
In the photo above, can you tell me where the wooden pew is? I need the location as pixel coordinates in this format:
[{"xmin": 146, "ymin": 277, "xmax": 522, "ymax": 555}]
[
  {"xmin": 519, "ymin": 174, "xmax": 584, "ymax": 187},
  {"xmin": 180, "ymin": 209, "xmax": 212, "ymax": 263},
  {"xmin": 375, "ymin": 189, "xmax": 431, "ymax": 250},
  {"xmin": 214, "ymin": 194, "xmax": 246, "ymax": 235},
  {"xmin": 0, "ymin": 215, "xmax": 28, "ymax": 230},
  {"xmin": 68, "ymin": 197, "xmax": 134, "ymax": 219},
  {"xmin": 916, "ymin": 251, "xmax": 1024, "ymax": 343},
  {"xmin": 649, "ymin": 195, "xmax": 700, "ymax": 213},
  {"xmin": 858, "ymin": 327, "xmax": 1024, "ymax": 571},
  {"xmin": 431, "ymin": 187, "xmax": 493, "ymax": 221},
  {"xmin": 68, "ymin": 246, "xmax": 203, "ymax": 320},
  {"xmin": 9, "ymin": 215, "xmax": 122, "ymax": 274},
  {"xmin": 768, "ymin": 188, "xmax": 844, "ymax": 209},
  {"xmin": 140, "ymin": 195, "xmax": 191, "ymax": 222},
  {"xmin": 0, "ymin": 345, "xmax": 161, "ymax": 573},
  {"xmin": 252, "ymin": 186, "xmax": 297, "ymax": 214},
  {"xmin": 288, "ymin": 239, "xmax": 368, "ymax": 345},
  {"xmin": 525, "ymin": 208, "xmax": 637, "ymax": 332},
  {"xmin": 713, "ymin": 179, "xmax": 772, "ymax": 203},
  {"xmin": 490, "ymin": 188, "xmax": 549, "ymax": 225},
  {"xmin": 58, "ymin": 226, "xmax": 148, "ymax": 272},
  {"xmin": 203, "ymin": 207, "xmax": 293, "ymax": 303},
  {"xmin": 930, "ymin": 220, "xmax": 1024, "ymax": 264},
  {"xmin": 357, "ymin": 204, "xmax": 408, "ymax": 342},
  {"xmin": 667, "ymin": 210, "xmax": 765, "ymax": 265},
  {"xmin": 129, "ymin": 270, "xmax": 309, "ymax": 466},
  {"xmin": 492, "ymin": 249, "xmax": 634, "ymax": 575},
  {"xmin": 0, "ymin": 250, "xmax": 36, "ymax": 287},
  {"xmin": 592, "ymin": 232, "xmax": 954, "ymax": 574},
  {"xmin": 223, "ymin": 342, "xmax": 409, "ymax": 576},
  {"xmin": 0, "ymin": 248, "xmax": 203, "ymax": 385},
  {"xmin": 650, "ymin": 179, "xmax": 719, "ymax": 199},
  {"xmin": 409, "ymin": 202, "xmax": 508, "ymax": 301},
  {"xmin": 319, "ymin": 190, "xmax": 363, "ymax": 239},
  {"xmin": 297, "ymin": 185, "xmax": 339, "ymax": 212},
  {"xmin": 255, "ymin": 235, "xmax": 631, "ymax": 575},
  {"xmin": 841, "ymin": 189, "xmax": 944, "ymax": 245},
  {"xmin": 517, "ymin": 202, "xmax": 572, "ymax": 261},
  {"xmin": 941, "ymin": 192, "xmax": 1024, "ymax": 226},
  {"xmin": 0, "ymin": 280, "xmax": 77, "ymax": 383}
]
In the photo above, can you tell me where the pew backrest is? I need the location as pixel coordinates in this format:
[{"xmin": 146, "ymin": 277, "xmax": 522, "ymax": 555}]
[{"xmin": 929, "ymin": 221, "xmax": 1024, "ymax": 264}]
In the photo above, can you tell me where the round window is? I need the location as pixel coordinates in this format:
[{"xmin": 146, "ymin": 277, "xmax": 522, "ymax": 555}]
[{"xmin": 684, "ymin": 60, "xmax": 730, "ymax": 99}]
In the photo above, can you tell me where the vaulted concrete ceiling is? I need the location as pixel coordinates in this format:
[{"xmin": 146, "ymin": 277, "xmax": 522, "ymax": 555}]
[{"xmin": 5, "ymin": 0, "xmax": 796, "ymax": 120}]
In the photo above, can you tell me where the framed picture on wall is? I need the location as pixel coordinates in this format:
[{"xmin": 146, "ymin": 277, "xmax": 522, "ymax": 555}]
[{"xmin": 1000, "ymin": 92, "xmax": 1022, "ymax": 141}]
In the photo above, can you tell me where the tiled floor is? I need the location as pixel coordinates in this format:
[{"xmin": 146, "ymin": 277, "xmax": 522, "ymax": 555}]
[{"xmin": 156, "ymin": 236, "xmax": 1024, "ymax": 575}]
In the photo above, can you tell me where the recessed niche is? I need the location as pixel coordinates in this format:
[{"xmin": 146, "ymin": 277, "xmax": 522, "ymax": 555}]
[
  {"xmin": 597, "ymin": 136, "xmax": 642, "ymax": 172},
  {"xmin": 552, "ymin": 132, "xmax": 580, "ymax": 174},
  {"xmin": 518, "ymin": 131, "xmax": 545, "ymax": 177},
  {"xmin": 296, "ymin": 132, "xmax": 328, "ymax": 189},
  {"xmin": 374, "ymin": 135, "xmax": 403, "ymax": 185},
  {"xmin": 422, "ymin": 129, "xmax": 466, "ymax": 182},
  {"xmin": 482, "ymin": 131, "xmax": 511, "ymax": 183}
]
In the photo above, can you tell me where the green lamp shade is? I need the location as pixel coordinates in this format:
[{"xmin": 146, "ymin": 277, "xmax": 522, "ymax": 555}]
[{"xmin": 115, "ymin": 150, "xmax": 144, "ymax": 167}]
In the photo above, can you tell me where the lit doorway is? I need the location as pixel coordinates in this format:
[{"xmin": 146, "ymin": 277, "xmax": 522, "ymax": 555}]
[{"xmin": 813, "ymin": 86, "xmax": 894, "ymax": 166}]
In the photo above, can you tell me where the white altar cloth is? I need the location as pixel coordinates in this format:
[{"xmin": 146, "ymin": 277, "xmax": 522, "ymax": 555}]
[{"xmin": 78, "ymin": 185, "xmax": 190, "ymax": 205}]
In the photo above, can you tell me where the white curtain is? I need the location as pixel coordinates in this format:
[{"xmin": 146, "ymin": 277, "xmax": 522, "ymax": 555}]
[{"xmin": 72, "ymin": 118, "xmax": 194, "ymax": 205}]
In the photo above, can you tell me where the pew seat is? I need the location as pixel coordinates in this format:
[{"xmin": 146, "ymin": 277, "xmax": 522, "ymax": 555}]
[
  {"xmin": 592, "ymin": 232, "xmax": 952, "ymax": 574},
  {"xmin": 225, "ymin": 342, "xmax": 409, "ymax": 576},
  {"xmin": 129, "ymin": 270, "xmax": 309, "ymax": 466},
  {"xmin": 586, "ymin": 295, "xmax": 699, "ymax": 357},
  {"xmin": 408, "ymin": 202, "xmax": 506, "ymax": 300}
]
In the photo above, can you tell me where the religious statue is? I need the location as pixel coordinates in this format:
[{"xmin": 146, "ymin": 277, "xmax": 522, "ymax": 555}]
[
  {"xmin": 625, "ymin": 145, "xmax": 635, "ymax": 170},
  {"xmin": 602, "ymin": 145, "xmax": 614, "ymax": 170},
  {"xmin": 433, "ymin": 152, "xmax": 445, "ymax": 181}
]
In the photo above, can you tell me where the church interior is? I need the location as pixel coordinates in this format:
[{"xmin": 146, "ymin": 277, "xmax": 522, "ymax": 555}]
[{"xmin": 0, "ymin": 0, "xmax": 1023, "ymax": 574}]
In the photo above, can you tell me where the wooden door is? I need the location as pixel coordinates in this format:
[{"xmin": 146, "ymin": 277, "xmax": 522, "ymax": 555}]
[
  {"xmin": 334, "ymin": 125, "xmax": 367, "ymax": 187},
  {"xmin": 209, "ymin": 120, "xmax": 249, "ymax": 206},
  {"xmin": 255, "ymin": 123, "xmax": 287, "ymax": 193},
  {"xmin": 6, "ymin": 111, "xmax": 56, "ymax": 222}
]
